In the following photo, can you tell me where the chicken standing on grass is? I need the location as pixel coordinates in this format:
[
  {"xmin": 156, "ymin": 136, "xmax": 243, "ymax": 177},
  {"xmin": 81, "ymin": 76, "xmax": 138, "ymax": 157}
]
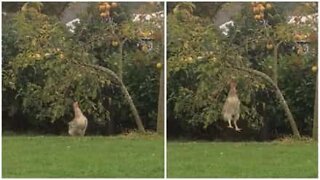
[
  {"xmin": 68, "ymin": 101, "xmax": 88, "ymax": 136},
  {"xmin": 222, "ymin": 80, "xmax": 241, "ymax": 131}
]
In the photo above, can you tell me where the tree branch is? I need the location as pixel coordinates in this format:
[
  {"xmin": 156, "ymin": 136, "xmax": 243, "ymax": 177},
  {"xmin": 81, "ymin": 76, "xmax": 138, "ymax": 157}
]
[
  {"xmin": 69, "ymin": 59, "xmax": 146, "ymax": 133},
  {"xmin": 226, "ymin": 65, "xmax": 301, "ymax": 138}
]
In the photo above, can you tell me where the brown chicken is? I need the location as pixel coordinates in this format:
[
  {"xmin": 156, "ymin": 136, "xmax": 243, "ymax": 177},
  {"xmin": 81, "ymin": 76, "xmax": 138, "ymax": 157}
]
[
  {"xmin": 222, "ymin": 80, "xmax": 241, "ymax": 131},
  {"xmin": 68, "ymin": 101, "xmax": 88, "ymax": 136}
]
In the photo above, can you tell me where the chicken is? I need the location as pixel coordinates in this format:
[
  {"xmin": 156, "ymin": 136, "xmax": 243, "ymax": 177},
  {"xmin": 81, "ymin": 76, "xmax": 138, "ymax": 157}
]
[
  {"xmin": 222, "ymin": 80, "xmax": 241, "ymax": 131},
  {"xmin": 68, "ymin": 101, "xmax": 88, "ymax": 136}
]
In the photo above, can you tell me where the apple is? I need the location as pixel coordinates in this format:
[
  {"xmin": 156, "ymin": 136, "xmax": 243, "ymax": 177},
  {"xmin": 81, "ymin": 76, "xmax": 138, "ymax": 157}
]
[{"xmin": 156, "ymin": 63, "xmax": 162, "ymax": 69}]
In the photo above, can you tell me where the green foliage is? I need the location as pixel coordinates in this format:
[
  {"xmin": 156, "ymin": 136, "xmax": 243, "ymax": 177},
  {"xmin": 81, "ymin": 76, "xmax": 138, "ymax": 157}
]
[
  {"xmin": 278, "ymin": 53, "xmax": 316, "ymax": 133},
  {"xmin": 229, "ymin": 2, "xmax": 317, "ymax": 134},
  {"xmin": 3, "ymin": 4, "xmax": 113, "ymax": 128},
  {"xmin": 168, "ymin": 5, "xmax": 265, "ymax": 132},
  {"xmin": 72, "ymin": 2, "xmax": 163, "ymax": 129},
  {"xmin": 168, "ymin": 2, "xmax": 317, "ymax": 138},
  {"xmin": 3, "ymin": 2, "xmax": 69, "ymax": 17},
  {"xmin": 3, "ymin": 2, "xmax": 163, "ymax": 133}
]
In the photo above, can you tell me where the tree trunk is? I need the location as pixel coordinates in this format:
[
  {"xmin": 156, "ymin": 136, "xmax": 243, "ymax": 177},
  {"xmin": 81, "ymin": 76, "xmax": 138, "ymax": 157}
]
[
  {"xmin": 272, "ymin": 42, "xmax": 281, "ymax": 85},
  {"xmin": 229, "ymin": 66, "xmax": 301, "ymax": 138},
  {"xmin": 117, "ymin": 38, "xmax": 127, "ymax": 81},
  {"xmin": 111, "ymin": 39, "xmax": 123, "ymax": 134},
  {"xmin": 157, "ymin": 64, "xmax": 164, "ymax": 134},
  {"xmin": 313, "ymin": 73, "xmax": 318, "ymax": 140},
  {"xmin": 71, "ymin": 60, "xmax": 146, "ymax": 133},
  {"xmin": 107, "ymin": 119, "xmax": 115, "ymax": 135},
  {"xmin": 118, "ymin": 43, "xmax": 123, "ymax": 81},
  {"xmin": 118, "ymin": 80, "xmax": 146, "ymax": 132},
  {"xmin": 259, "ymin": 102, "xmax": 270, "ymax": 140}
]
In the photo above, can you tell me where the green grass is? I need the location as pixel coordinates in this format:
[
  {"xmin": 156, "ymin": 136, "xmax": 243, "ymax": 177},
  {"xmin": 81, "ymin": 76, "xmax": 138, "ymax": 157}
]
[
  {"xmin": 3, "ymin": 134, "xmax": 164, "ymax": 178},
  {"xmin": 168, "ymin": 140, "xmax": 318, "ymax": 178}
]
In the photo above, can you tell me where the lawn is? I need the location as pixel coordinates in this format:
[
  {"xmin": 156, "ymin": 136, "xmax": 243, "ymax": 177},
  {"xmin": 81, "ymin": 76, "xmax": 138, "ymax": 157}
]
[
  {"xmin": 168, "ymin": 140, "xmax": 317, "ymax": 178},
  {"xmin": 2, "ymin": 134, "xmax": 164, "ymax": 178}
]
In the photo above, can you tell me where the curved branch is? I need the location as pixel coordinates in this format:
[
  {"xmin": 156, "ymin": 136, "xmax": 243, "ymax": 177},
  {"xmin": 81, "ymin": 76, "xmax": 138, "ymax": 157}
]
[
  {"xmin": 70, "ymin": 60, "xmax": 146, "ymax": 133},
  {"xmin": 227, "ymin": 65, "xmax": 301, "ymax": 138}
]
